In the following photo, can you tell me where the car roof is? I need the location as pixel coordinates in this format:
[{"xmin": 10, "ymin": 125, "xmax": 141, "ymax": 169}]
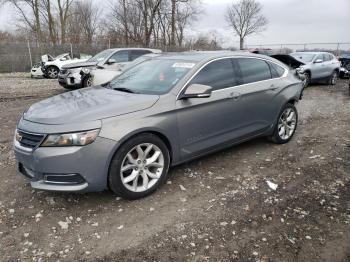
[
  {"xmin": 153, "ymin": 50, "xmax": 274, "ymax": 63},
  {"xmin": 291, "ymin": 51, "xmax": 331, "ymax": 55},
  {"xmin": 107, "ymin": 47, "xmax": 162, "ymax": 52}
]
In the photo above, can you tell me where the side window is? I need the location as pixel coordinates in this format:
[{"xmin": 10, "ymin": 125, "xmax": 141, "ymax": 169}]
[
  {"xmin": 236, "ymin": 58, "xmax": 271, "ymax": 84},
  {"xmin": 189, "ymin": 59, "xmax": 236, "ymax": 91},
  {"xmin": 323, "ymin": 54, "xmax": 331, "ymax": 61},
  {"xmin": 110, "ymin": 50, "xmax": 129, "ymax": 63},
  {"xmin": 268, "ymin": 62, "xmax": 285, "ymax": 78},
  {"xmin": 130, "ymin": 50, "xmax": 151, "ymax": 61},
  {"xmin": 315, "ymin": 54, "xmax": 323, "ymax": 62}
]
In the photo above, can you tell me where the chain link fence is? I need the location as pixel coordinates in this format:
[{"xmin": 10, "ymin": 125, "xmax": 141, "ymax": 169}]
[
  {"xmin": 0, "ymin": 40, "xmax": 122, "ymax": 73},
  {"xmin": 246, "ymin": 42, "xmax": 350, "ymax": 55},
  {"xmin": 1, "ymin": 41, "xmax": 350, "ymax": 73}
]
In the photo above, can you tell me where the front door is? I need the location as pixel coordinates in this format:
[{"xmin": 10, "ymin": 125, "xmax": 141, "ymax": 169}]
[{"xmin": 176, "ymin": 58, "xmax": 242, "ymax": 159}]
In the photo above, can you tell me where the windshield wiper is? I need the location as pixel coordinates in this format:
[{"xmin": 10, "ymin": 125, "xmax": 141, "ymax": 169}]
[{"xmin": 112, "ymin": 87, "xmax": 137, "ymax": 94}]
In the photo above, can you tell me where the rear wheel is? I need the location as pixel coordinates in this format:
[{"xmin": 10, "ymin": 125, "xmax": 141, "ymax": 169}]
[
  {"xmin": 328, "ymin": 71, "xmax": 338, "ymax": 85},
  {"xmin": 108, "ymin": 134, "xmax": 170, "ymax": 199},
  {"xmin": 269, "ymin": 103, "xmax": 298, "ymax": 144}
]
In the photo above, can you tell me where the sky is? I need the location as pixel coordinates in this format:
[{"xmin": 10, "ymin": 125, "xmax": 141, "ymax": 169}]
[{"xmin": 0, "ymin": 0, "xmax": 349, "ymax": 49}]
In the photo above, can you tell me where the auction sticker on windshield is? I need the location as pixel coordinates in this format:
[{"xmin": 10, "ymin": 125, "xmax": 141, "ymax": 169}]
[{"xmin": 172, "ymin": 62, "xmax": 195, "ymax": 68}]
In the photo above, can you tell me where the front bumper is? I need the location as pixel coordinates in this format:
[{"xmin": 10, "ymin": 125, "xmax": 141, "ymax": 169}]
[
  {"xmin": 14, "ymin": 133, "xmax": 118, "ymax": 193},
  {"xmin": 58, "ymin": 72, "xmax": 82, "ymax": 89}
]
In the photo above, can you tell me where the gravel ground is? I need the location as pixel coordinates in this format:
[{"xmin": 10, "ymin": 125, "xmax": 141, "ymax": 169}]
[{"xmin": 0, "ymin": 73, "xmax": 349, "ymax": 262}]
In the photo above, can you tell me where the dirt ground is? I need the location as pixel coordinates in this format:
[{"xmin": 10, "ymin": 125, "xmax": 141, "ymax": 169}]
[{"xmin": 0, "ymin": 73, "xmax": 349, "ymax": 262}]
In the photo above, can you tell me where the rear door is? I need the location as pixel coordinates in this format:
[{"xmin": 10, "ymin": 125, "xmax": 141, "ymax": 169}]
[{"xmin": 232, "ymin": 57, "xmax": 284, "ymax": 131}]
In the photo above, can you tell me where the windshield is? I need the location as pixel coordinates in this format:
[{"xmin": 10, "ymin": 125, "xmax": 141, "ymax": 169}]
[
  {"xmin": 88, "ymin": 49, "xmax": 114, "ymax": 62},
  {"xmin": 109, "ymin": 59, "xmax": 195, "ymax": 95},
  {"xmin": 122, "ymin": 56, "xmax": 150, "ymax": 71},
  {"xmin": 290, "ymin": 53, "xmax": 316, "ymax": 63}
]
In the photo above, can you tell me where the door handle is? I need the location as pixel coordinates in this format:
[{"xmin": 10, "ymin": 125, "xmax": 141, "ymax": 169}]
[
  {"xmin": 229, "ymin": 92, "xmax": 241, "ymax": 100},
  {"xmin": 269, "ymin": 84, "xmax": 278, "ymax": 90}
]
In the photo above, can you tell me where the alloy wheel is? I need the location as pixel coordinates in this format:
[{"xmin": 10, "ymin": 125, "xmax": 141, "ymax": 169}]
[
  {"xmin": 48, "ymin": 68, "xmax": 58, "ymax": 78},
  {"xmin": 303, "ymin": 73, "xmax": 310, "ymax": 88},
  {"xmin": 86, "ymin": 77, "xmax": 92, "ymax": 87},
  {"xmin": 331, "ymin": 72, "xmax": 337, "ymax": 85},
  {"xmin": 120, "ymin": 143, "xmax": 164, "ymax": 193},
  {"xmin": 278, "ymin": 107, "xmax": 297, "ymax": 140}
]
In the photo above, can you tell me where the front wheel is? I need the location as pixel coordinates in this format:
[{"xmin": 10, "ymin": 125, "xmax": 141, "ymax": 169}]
[
  {"xmin": 302, "ymin": 72, "xmax": 310, "ymax": 88},
  {"xmin": 82, "ymin": 75, "xmax": 92, "ymax": 88},
  {"xmin": 108, "ymin": 134, "xmax": 170, "ymax": 199},
  {"xmin": 269, "ymin": 103, "xmax": 298, "ymax": 144},
  {"xmin": 328, "ymin": 71, "xmax": 338, "ymax": 85}
]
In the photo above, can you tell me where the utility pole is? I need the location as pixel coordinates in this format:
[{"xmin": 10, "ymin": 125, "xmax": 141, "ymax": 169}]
[{"xmin": 27, "ymin": 41, "xmax": 33, "ymax": 68}]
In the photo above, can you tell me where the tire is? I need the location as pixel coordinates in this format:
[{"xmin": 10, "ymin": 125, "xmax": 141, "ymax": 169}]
[
  {"xmin": 108, "ymin": 133, "xmax": 170, "ymax": 199},
  {"xmin": 82, "ymin": 75, "xmax": 92, "ymax": 88},
  {"xmin": 327, "ymin": 71, "xmax": 338, "ymax": 85},
  {"xmin": 303, "ymin": 72, "xmax": 310, "ymax": 88},
  {"xmin": 46, "ymin": 66, "xmax": 59, "ymax": 79},
  {"xmin": 269, "ymin": 103, "xmax": 298, "ymax": 144}
]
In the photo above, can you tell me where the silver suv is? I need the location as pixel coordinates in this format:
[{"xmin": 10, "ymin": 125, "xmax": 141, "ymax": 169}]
[
  {"xmin": 290, "ymin": 52, "xmax": 340, "ymax": 87},
  {"xmin": 14, "ymin": 52, "xmax": 303, "ymax": 199}
]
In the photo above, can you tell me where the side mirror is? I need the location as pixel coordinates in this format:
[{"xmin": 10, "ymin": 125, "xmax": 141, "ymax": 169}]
[
  {"xmin": 60, "ymin": 57, "xmax": 67, "ymax": 61},
  {"xmin": 179, "ymin": 84, "xmax": 212, "ymax": 99},
  {"xmin": 107, "ymin": 58, "xmax": 116, "ymax": 65},
  {"xmin": 314, "ymin": 59, "xmax": 323, "ymax": 63}
]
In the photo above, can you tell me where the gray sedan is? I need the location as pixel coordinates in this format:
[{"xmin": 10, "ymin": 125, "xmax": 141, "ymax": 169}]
[{"xmin": 14, "ymin": 52, "xmax": 303, "ymax": 199}]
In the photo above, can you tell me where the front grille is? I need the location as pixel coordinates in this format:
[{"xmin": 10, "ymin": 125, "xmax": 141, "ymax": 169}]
[{"xmin": 17, "ymin": 130, "xmax": 45, "ymax": 149}]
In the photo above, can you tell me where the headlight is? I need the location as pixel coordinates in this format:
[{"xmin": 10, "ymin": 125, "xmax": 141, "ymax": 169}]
[
  {"xmin": 41, "ymin": 129, "xmax": 100, "ymax": 147},
  {"xmin": 82, "ymin": 68, "xmax": 90, "ymax": 74},
  {"xmin": 297, "ymin": 66, "xmax": 305, "ymax": 73}
]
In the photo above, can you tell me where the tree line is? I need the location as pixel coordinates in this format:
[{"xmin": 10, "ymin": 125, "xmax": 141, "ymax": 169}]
[
  {"xmin": 1, "ymin": 0, "xmax": 205, "ymax": 49},
  {"xmin": 0, "ymin": 0, "xmax": 268, "ymax": 50}
]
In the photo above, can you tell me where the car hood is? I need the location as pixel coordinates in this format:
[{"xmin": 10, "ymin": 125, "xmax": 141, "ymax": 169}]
[
  {"xmin": 62, "ymin": 61, "xmax": 98, "ymax": 69},
  {"xmin": 271, "ymin": 54, "xmax": 305, "ymax": 69},
  {"xmin": 23, "ymin": 86, "xmax": 159, "ymax": 125}
]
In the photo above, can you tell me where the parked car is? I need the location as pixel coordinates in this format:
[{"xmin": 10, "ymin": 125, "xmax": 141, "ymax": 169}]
[
  {"xmin": 39, "ymin": 53, "xmax": 92, "ymax": 79},
  {"xmin": 14, "ymin": 52, "xmax": 303, "ymax": 199},
  {"xmin": 30, "ymin": 63, "xmax": 45, "ymax": 78},
  {"xmin": 339, "ymin": 54, "xmax": 350, "ymax": 79},
  {"xmin": 58, "ymin": 48, "xmax": 161, "ymax": 89},
  {"xmin": 81, "ymin": 53, "xmax": 162, "ymax": 87},
  {"xmin": 290, "ymin": 51, "xmax": 340, "ymax": 87}
]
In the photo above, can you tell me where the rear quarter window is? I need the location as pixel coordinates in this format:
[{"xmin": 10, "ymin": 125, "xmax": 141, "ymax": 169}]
[
  {"xmin": 235, "ymin": 58, "xmax": 272, "ymax": 84},
  {"xmin": 268, "ymin": 62, "xmax": 285, "ymax": 78}
]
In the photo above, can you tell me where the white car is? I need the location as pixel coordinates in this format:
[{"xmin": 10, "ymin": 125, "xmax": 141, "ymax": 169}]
[
  {"xmin": 30, "ymin": 63, "xmax": 45, "ymax": 78},
  {"xmin": 59, "ymin": 48, "xmax": 161, "ymax": 89},
  {"xmin": 86, "ymin": 53, "xmax": 162, "ymax": 87},
  {"xmin": 36, "ymin": 53, "xmax": 92, "ymax": 79}
]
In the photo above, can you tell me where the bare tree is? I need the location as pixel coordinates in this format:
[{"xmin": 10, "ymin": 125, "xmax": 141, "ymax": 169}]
[
  {"xmin": 175, "ymin": 0, "xmax": 201, "ymax": 48},
  {"xmin": 41, "ymin": 0, "xmax": 57, "ymax": 45},
  {"xmin": 7, "ymin": 0, "xmax": 43, "ymax": 42},
  {"xmin": 57, "ymin": 0, "xmax": 73, "ymax": 44},
  {"xmin": 72, "ymin": 0, "xmax": 100, "ymax": 44},
  {"xmin": 225, "ymin": 0, "xmax": 267, "ymax": 50}
]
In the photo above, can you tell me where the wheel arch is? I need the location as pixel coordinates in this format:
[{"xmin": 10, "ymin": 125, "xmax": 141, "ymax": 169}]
[{"xmin": 107, "ymin": 128, "xmax": 174, "ymax": 169}]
